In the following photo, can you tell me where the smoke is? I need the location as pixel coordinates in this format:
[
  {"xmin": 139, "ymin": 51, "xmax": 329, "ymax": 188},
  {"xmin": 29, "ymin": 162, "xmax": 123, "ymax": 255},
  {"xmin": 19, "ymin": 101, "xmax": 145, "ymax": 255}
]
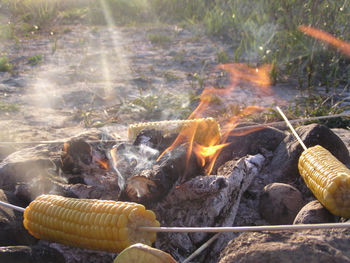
[{"xmin": 108, "ymin": 143, "xmax": 159, "ymax": 191}]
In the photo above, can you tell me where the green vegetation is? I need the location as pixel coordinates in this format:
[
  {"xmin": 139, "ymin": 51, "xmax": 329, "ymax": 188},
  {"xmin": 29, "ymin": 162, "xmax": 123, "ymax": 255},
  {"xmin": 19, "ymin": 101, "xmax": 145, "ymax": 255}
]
[
  {"xmin": 117, "ymin": 90, "xmax": 193, "ymax": 121},
  {"xmin": 148, "ymin": 33, "xmax": 172, "ymax": 47},
  {"xmin": 0, "ymin": 99, "xmax": 19, "ymax": 112},
  {"xmin": 3, "ymin": 0, "xmax": 345, "ymax": 93},
  {"xmin": 0, "ymin": 56, "xmax": 12, "ymax": 72},
  {"xmin": 28, "ymin": 54, "xmax": 43, "ymax": 65},
  {"xmin": 216, "ymin": 48, "xmax": 229, "ymax": 64}
]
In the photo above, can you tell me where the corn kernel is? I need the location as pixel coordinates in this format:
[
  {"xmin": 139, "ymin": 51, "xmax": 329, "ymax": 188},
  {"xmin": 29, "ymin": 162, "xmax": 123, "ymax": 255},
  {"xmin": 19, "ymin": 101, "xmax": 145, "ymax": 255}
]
[{"xmin": 23, "ymin": 195, "xmax": 160, "ymax": 252}]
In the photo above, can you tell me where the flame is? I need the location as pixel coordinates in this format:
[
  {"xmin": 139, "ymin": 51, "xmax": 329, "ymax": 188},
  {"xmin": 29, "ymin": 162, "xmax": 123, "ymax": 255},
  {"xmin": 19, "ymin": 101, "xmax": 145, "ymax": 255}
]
[
  {"xmin": 93, "ymin": 152, "xmax": 110, "ymax": 170},
  {"xmin": 63, "ymin": 142, "xmax": 69, "ymax": 152},
  {"xmin": 218, "ymin": 64, "xmax": 273, "ymax": 95},
  {"xmin": 193, "ymin": 142, "xmax": 230, "ymax": 174},
  {"xmin": 95, "ymin": 158, "xmax": 109, "ymax": 170},
  {"xmin": 222, "ymin": 105, "xmax": 266, "ymax": 139},
  {"xmin": 299, "ymin": 25, "xmax": 350, "ymax": 58},
  {"xmin": 157, "ymin": 63, "xmax": 272, "ymax": 176},
  {"xmin": 110, "ymin": 148, "xmax": 118, "ymax": 167}
]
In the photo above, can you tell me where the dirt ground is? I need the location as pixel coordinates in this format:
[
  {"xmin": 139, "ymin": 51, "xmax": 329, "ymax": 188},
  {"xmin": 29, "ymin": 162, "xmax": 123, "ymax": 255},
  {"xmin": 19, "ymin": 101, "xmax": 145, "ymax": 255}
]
[{"xmin": 0, "ymin": 24, "xmax": 303, "ymax": 145}]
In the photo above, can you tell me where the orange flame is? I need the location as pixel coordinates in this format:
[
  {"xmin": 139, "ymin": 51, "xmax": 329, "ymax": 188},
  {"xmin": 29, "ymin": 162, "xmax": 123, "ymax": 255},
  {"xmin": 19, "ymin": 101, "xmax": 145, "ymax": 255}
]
[
  {"xmin": 203, "ymin": 105, "xmax": 265, "ymax": 174},
  {"xmin": 299, "ymin": 25, "xmax": 350, "ymax": 58},
  {"xmin": 193, "ymin": 142, "xmax": 230, "ymax": 174},
  {"xmin": 109, "ymin": 147, "xmax": 118, "ymax": 171},
  {"xmin": 218, "ymin": 64, "xmax": 273, "ymax": 95},
  {"xmin": 95, "ymin": 158, "xmax": 109, "ymax": 170},
  {"xmin": 157, "ymin": 63, "xmax": 272, "ymax": 176},
  {"xmin": 222, "ymin": 105, "xmax": 266, "ymax": 139},
  {"xmin": 63, "ymin": 142, "xmax": 69, "ymax": 152}
]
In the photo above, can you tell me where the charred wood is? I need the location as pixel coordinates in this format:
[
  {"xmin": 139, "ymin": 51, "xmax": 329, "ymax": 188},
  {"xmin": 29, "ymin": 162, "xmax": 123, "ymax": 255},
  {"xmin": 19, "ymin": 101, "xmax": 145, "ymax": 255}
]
[{"xmin": 123, "ymin": 143, "xmax": 202, "ymax": 203}]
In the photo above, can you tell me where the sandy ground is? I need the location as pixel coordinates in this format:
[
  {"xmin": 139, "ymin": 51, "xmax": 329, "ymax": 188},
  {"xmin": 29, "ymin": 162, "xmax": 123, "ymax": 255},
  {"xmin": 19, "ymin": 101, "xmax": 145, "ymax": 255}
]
[{"xmin": 0, "ymin": 24, "xmax": 304, "ymax": 144}]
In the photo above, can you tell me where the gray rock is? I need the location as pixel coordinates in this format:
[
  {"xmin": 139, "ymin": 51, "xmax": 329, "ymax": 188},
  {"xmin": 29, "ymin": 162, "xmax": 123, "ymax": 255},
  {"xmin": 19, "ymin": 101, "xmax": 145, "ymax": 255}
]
[
  {"xmin": 0, "ymin": 144, "xmax": 59, "ymax": 192},
  {"xmin": 0, "ymin": 145, "xmax": 16, "ymax": 162},
  {"xmin": 293, "ymin": 200, "xmax": 335, "ymax": 224},
  {"xmin": 219, "ymin": 229, "xmax": 350, "ymax": 263},
  {"xmin": 213, "ymin": 125, "xmax": 286, "ymax": 172},
  {"xmin": 268, "ymin": 124, "xmax": 350, "ymax": 183},
  {"xmin": 0, "ymin": 245, "xmax": 65, "ymax": 263},
  {"xmin": 0, "ymin": 189, "xmax": 36, "ymax": 246},
  {"xmin": 259, "ymin": 183, "xmax": 304, "ymax": 225},
  {"xmin": 0, "ymin": 129, "xmax": 119, "ymax": 202}
]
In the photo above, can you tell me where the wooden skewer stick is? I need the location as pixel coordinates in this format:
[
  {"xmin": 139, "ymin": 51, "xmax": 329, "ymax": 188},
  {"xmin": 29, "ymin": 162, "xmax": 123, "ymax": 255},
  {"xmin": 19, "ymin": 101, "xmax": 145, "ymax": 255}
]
[
  {"xmin": 182, "ymin": 233, "xmax": 221, "ymax": 263},
  {"xmin": 1, "ymin": 199, "xmax": 349, "ymax": 233},
  {"xmin": 138, "ymin": 223, "xmax": 350, "ymax": 233},
  {"xmin": 0, "ymin": 200, "xmax": 25, "ymax": 213},
  {"xmin": 0, "ymin": 199, "xmax": 349, "ymax": 234},
  {"xmin": 275, "ymin": 106, "xmax": 307, "ymax": 150},
  {"xmin": 0, "ymin": 113, "xmax": 348, "ymax": 145}
]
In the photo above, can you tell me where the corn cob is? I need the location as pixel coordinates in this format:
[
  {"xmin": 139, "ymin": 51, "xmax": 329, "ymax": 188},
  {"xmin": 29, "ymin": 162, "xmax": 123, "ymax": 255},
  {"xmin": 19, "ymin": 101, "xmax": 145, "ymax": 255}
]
[
  {"xmin": 128, "ymin": 118, "xmax": 221, "ymax": 147},
  {"xmin": 23, "ymin": 194, "xmax": 160, "ymax": 252},
  {"xmin": 298, "ymin": 145, "xmax": 350, "ymax": 218},
  {"xmin": 114, "ymin": 243, "xmax": 177, "ymax": 263}
]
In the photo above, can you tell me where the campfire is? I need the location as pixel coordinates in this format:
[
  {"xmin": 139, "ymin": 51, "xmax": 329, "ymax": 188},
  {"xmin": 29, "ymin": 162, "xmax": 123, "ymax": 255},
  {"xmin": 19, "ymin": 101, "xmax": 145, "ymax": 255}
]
[{"xmin": 0, "ymin": 25, "xmax": 350, "ymax": 263}]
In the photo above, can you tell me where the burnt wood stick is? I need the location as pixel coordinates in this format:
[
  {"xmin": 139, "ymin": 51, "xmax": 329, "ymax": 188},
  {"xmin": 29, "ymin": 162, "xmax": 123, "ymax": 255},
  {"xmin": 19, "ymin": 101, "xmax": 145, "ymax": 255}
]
[{"xmin": 124, "ymin": 143, "xmax": 202, "ymax": 203}]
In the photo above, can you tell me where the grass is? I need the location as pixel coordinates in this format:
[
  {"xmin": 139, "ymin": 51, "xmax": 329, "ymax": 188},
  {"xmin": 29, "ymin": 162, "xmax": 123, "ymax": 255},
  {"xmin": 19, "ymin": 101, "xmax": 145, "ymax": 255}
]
[
  {"xmin": 28, "ymin": 54, "xmax": 42, "ymax": 65},
  {"xmin": 148, "ymin": 33, "xmax": 172, "ymax": 47},
  {"xmin": 0, "ymin": 56, "xmax": 12, "ymax": 72},
  {"xmin": 116, "ymin": 90, "xmax": 193, "ymax": 121},
  {"xmin": 0, "ymin": 100, "xmax": 19, "ymax": 112},
  {"xmin": 216, "ymin": 48, "xmax": 229, "ymax": 64}
]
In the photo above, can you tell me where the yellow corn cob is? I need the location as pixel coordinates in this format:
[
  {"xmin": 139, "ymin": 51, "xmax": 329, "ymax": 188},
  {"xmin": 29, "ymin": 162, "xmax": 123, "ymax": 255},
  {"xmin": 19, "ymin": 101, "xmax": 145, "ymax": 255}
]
[
  {"xmin": 298, "ymin": 145, "xmax": 350, "ymax": 218},
  {"xmin": 23, "ymin": 195, "xmax": 160, "ymax": 252},
  {"xmin": 128, "ymin": 118, "xmax": 221, "ymax": 147},
  {"xmin": 114, "ymin": 243, "xmax": 177, "ymax": 263}
]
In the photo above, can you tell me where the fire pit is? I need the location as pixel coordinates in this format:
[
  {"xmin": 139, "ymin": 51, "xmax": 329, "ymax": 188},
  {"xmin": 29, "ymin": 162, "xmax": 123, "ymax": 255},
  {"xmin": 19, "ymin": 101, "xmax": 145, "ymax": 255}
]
[
  {"xmin": 1, "ymin": 114, "xmax": 350, "ymax": 263},
  {"xmin": 0, "ymin": 24, "xmax": 350, "ymax": 263}
]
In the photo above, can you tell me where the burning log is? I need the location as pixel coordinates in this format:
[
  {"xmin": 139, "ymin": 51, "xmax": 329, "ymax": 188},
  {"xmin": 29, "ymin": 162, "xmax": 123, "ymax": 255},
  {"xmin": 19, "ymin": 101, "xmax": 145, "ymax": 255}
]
[
  {"xmin": 61, "ymin": 139, "xmax": 93, "ymax": 174},
  {"xmin": 123, "ymin": 143, "xmax": 202, "ymax": 203}
]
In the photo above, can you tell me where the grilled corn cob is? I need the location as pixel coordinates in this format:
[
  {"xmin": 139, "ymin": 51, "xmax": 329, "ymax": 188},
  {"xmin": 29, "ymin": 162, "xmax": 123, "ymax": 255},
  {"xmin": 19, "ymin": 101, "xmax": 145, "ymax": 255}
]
[
  {"xmin": 298, "ymin": 145, "xmax": 350, "ymax": 218},
  {"xmin": 128, "ymin": 118, "xmax": 221, "ymax": 146},
  {"xmin": 114, "ymin": 243, "xmax": 177, "ymax": 263},
  {"xmin": 23, "ymin": 194, "xmax": 160, "ymax": 252}
]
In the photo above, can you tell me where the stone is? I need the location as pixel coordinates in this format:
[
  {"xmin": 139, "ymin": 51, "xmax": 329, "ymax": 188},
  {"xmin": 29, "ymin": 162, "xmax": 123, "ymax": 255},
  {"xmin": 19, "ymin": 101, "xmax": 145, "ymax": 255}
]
[
  {"xmin": 48, "ymin": 243, "xmax": 116, "ymax": 263},
  {"xmin": 259, "ymin": 183, "xmax": 304, "ymax": 225},
  {"xmin": 293, "ymin": 200, "xmax": 335, "ymax": 224},
  {"xmin": 0, "ymin": 245, "xmax": 65, "ymax": 263},
  {"xmin": 153, "ymin": 154, "xmax": 266, "ymax": 262},
  {"xmin": 0, "ymin": 144, "xmax": 59, "ymax": 192},
  {"xmin": 0, "ymin": 189, "xmax": 36, "ymax": 246},
  {"xmin": 0, "ymin": 145, "xmax": 16, "ymax": 162},
  {"xmin": 268, "ymin": 124, "xmax": 350, "ymax": 183},
  {"xmin": 219, "ymin": 229, "xmax": 350, "ymax": 263},
  {"xmin": 213, "ymin": 125, "xmax": 285, "ymax": 172},
  {"xmin": 0, "ymin": 129, "xmax": 120, "ymax": 202}
]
